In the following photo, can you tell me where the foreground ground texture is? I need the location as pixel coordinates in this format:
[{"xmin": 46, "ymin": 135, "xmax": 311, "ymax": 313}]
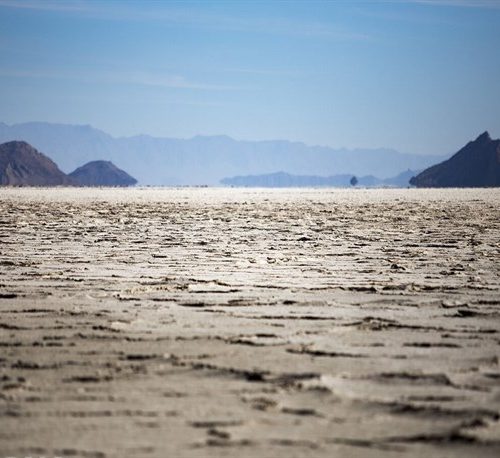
[{"xmin": 0, "ymin": 187, "xmax": 499, "ymax": 458}]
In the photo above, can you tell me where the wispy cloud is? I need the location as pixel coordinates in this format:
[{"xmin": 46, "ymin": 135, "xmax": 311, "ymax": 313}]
[
  {"xmin": 111, "ymin": 72, "xmax": 238, "ymax": 91},
  {"xmin": 224, "ymin": 67, "xmax": 304, "ymax": 77},
  {"xmin": 401, "ymin": 0, "xmax": 500, "ymax": 9},
  {"xmin": 352, "ymin": 0, "xmax": 500, "ymax": 26},
  {"xmin": 0, "ymin": 0, "xmax": 90, "ymax": 13},
  {"xmin": 0, "ymin": 0, "xmax": 369, "ymax": 41},
  {"xmin": 0, "ymin": 68, "xmax": 237, "ymax": 91}
]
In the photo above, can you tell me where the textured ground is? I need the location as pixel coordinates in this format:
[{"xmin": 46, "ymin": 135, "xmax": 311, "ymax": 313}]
[{"xmin": 0, "ymin": 187, "xmax": 499, "ymax": 458}]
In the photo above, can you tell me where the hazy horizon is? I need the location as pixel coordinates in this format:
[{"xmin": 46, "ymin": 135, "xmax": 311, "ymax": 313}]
[
  {"xmin": 1, "ymin": 0, "xmax": 499, "ymax": 157},
  {"xmin": 0, "ymin": 118, "xmax": 456, "ymax": 156},
  {"xmin": 1, "ymin": 120, "xmax": 447, "ymax": 184}
]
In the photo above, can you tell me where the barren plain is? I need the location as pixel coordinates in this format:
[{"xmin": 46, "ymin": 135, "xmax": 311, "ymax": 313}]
[{"xmin": 1, "ymin": 187, "xmax": 499, "ymax": 458}]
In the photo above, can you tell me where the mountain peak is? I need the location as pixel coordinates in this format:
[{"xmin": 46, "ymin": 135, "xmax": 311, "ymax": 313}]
[
  {"xmin": 475, "ymin": 131, "xmax": 491, "ymax": 143},
  {"xmin": 411, "ymin": 132, "xmax": 500, "ymax": 187},
  {"xmin": 69, "ymin": 160, "xmax": 137, "ymax": 187},
  {"xmin": 3, "ymin": 140, "xmax": 34, "ymax": 149},
  {"xmin": 0, "ymin": 140, "xmax": 72, "ymax": 186}
]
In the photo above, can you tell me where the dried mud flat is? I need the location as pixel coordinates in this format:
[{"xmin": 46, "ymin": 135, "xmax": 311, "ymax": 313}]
[{"xmin": 1, "ymin": 187, "xmax": 499, "ymax": 458}]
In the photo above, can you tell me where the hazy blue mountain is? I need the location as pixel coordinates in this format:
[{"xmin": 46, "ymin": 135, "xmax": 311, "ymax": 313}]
[
  {"xmin": 383, "ymin": 169, "xmax": 420, "ymax": 187},
  {"xmin": 221, "ymin": 169, "xmax": 419, "ymax": 188},
  {"xmin": 221, "ymin": 171, "xmax": 349, "ymax": 187},
  {"xmin": 0, "ymin": 122, "xmax": 446, "ymax": 185}
]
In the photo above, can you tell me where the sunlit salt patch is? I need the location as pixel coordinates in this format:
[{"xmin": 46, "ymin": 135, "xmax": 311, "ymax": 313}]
[
  {"xmin": 441, "ymin": 300, "xmax": 470, "ymax": 308},
  {"xmin": 2, "ymin": 186, "xmax": 499, "ymax": 208},
  {"xmin": 109, "ymin": 320, "xmax": 131, "ymax": 331},
  {"xmin": 187, "ymin": 282, "xmax": 235, "ymax": 293},
  {"xmin": 226, "ymin": 334, "xmax": 289, "ymax": 347},
  {"xmin": 297, "ymin": 374, "xmax": 474, "ymax": 406}
]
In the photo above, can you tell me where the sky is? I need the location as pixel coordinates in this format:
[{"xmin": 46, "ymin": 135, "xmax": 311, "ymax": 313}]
[{"xmin": 0, "ymin": 0, "xmax": 499, "ymax": 155}]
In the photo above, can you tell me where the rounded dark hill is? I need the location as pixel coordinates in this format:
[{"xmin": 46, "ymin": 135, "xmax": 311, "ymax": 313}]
[
  {"xmin": 69, "ymin": 160, "xmax": 137, "ymax": 187},
  {"xmin": 0, "ymin": 140, "xmax": 73, "ymax": 186},
  {"xmin": 410, "ymin": 132, "xmax": 500, "ymax": 187}
]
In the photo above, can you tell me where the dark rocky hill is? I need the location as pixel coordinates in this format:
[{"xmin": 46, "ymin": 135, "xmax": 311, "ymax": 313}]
[
  {"xmin": 69, "ymin": 160, "xmax": 137, "ymax": 187},
  {"xmin": 0, "ymin": 141, "xmax": 72, "ymax": 186},
  {"xmin": 410, "ymin": 132, "xmax": 500, "ymax": 187}
]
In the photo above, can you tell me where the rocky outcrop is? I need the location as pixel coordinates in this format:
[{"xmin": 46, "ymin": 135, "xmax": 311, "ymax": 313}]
[
  {"xmin": 410, "ymin": 132, "xmax": 500, "ymax": 187},
  {"xmin": 69, "ymin": 160, "xmax": 137, "ymax": 187},
  {"xmin": 0, "ymin": 141, "xmax": 72, "ymax": 186}
]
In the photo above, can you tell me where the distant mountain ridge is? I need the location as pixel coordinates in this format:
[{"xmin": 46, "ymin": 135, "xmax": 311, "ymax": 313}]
[
  {"xmin": 0, "ymin": 122, "xmax": 447, "ymax": 186},
  {"xmin": 221, "ymin": 169, "xmax": 417, "ymax": 188},
  {"xmin": 410, "ymin": 132, "xmax": 500, "ymax": 188}
]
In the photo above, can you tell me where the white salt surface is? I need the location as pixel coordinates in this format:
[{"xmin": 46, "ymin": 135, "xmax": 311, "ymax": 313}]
[{"xmin": 0, "ymin": 187, "xmax": 499, "ymax": 457}]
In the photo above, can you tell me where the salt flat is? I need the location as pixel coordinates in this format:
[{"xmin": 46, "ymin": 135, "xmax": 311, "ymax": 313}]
[{"xmin": 0, "ymin": 187, "xmax": 499, "ymax": 458}]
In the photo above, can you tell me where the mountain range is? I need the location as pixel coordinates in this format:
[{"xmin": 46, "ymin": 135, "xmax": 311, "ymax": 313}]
[
  {"xmin": 0, "ymin": 122, "xmax": 447, "ymax": 186},
  {"xmin": 221, "ymin": 169, "xmax": 417, "ymax": 188}
]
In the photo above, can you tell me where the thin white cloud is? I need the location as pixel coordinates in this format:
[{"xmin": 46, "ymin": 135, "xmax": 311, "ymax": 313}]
[
  {"xmin": 108, "ymin": 71, "xmax": 238, "ymax": 91},
  {"xmin": 0, "ymin": 0, "xmax": 370, "ymax": 41},
  {"xmin": 0, "ymin": 68, "xmax": 238, "ymax": 91},
  {"xmin": 0, "ymin": 0, "xmax": 91, "ymax": 13},
  {"xmin": 402, "ymin": 0, "xmax": 500, "ymax": 9},
  {"xmin": 353, "ymin": 0, "xmax": 500, "ymax": 26},
  {"xmin": 224, "ymin": 67, "xmax": 304, "ymax": 77}
]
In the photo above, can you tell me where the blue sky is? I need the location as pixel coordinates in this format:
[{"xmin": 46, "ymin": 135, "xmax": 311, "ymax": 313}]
[{"xmin": 0, "ymin": 0, "xmax": 499, "ymax": 155}]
